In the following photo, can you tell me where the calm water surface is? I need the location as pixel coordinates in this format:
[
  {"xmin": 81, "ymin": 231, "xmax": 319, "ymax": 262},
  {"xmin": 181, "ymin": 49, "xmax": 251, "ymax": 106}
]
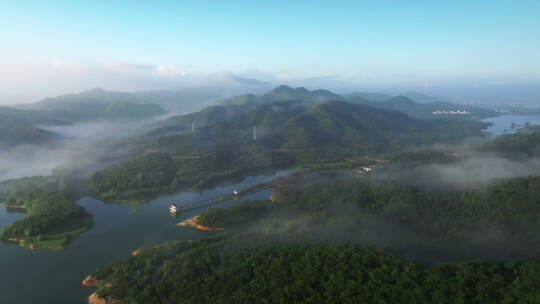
[
  {"xmin": 482, "ymin": 114, "xmax": 540, "ymax": 135},
  {"xmin": 0, "ymin": 170, "xmax": 291, "ymax": 304}
]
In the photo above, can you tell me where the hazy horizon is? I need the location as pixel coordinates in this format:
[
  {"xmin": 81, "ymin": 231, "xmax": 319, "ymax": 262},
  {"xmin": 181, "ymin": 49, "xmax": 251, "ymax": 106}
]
[{"xmin": 1, "ymin": 1, "xmax": 539, "ymax": 105}]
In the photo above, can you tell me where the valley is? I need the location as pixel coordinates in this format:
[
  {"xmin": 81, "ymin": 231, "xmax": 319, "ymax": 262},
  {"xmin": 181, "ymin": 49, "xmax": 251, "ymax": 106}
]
[
  {"xmin": 1, "ymin": 85, "xmax": 540, "ymax": 303},
  {"xmin": 3, "ymin": 3, "xmax": 540, "ymax": 303}
]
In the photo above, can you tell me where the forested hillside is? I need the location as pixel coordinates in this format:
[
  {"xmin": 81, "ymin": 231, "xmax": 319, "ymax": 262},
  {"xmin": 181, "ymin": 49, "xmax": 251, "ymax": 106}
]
[
  {"xmin": 485, "ymin": 131, "xmax": 540, "ymax": 158},
  {"xmin": 0, "ymin": 176, "xmax": 92, "ymax": 249},
  {"xmin": 86, "ymin": 98, "xmax": 487, "ymax": 203},
  {"xmin": 4, "ymin": 88, "xmax": 168, "ymax": 125},
  {"xmin": 87, "ymin": 175, "xmax": 540, "ymax": 303},
  {"xmin": 90, "ymin": 238, "xmax": 540, "ymax": 304},
  {"xmin": 147, "ymin": 85, "xmax": 343, "ymax": 133},
  {"xmin": 348, "ymin": 95, "xmax": 496, "ymax": 120},
  {"xmin": 0, "ymin": 114, "xmax": 59, "ymax": 147}
]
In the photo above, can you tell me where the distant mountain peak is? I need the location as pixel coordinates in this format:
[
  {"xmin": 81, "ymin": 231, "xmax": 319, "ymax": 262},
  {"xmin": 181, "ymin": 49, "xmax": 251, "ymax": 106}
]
[
  {"xmin": 263, "ymin": 85, "xmax": 344, "ymax": 102},
  {"xmin": 263, "ymin": 85, "xmax": 311, "ymax": 101},
  {"xmin": 347, "ymin": 91, "xmax": 392, "ymax": 102},
  {"xmin": 272, "ymin": 85, "xmax": 304, "ymax": 92},
  {"xmin": 387, "ymin": 95, "xmax": 416, "ymax": 104},
  {"xmin": 399, "ymin": 91, "xmax": 453, "ymax": 104},
  {"xmin": 274, "ymin": 84, "xmax": 294, "ymax": 90},
  {"xmin": 86, "ymin": 87, "xmax": 107, "ymax": 93}
]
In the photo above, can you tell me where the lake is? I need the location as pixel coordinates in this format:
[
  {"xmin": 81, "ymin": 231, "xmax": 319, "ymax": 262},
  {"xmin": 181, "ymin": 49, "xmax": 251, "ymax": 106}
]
[
  {"xmin": 482, "ymin": 114, "xmax": 540, "ymax": 135},
  {"xmin": 0, "ymin": 170, "xmax": 292, "ymax": 304}
]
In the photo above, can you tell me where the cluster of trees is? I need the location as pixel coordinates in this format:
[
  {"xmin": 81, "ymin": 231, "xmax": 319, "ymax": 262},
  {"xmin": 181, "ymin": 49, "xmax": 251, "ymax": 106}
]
[
  {"xmin": 87, "ymin": 97, "xmax": 490, "ymax": 203},
  {"xmin": 19, "ymin": 87, "xmax": 167, "ymax": 123},
  {"xmin": 197, "ymin": 200, "xmax": 274, "ymax": 227},
  {"xmin": 194, "ymin": 173, "xmax": 540, "ymax": 257},
  {"xmin": 90, "ymin": 236, "xmax": 540, "ymax": 304},
  {"xmin": 0, "ymin": 114, "xmax": 58, "ymax": 148},
  {"xmin": 485, "ymin": 132, "xmax": 540, "ymax": 158},
  {"xmin": 86, "ymin": 172, "xmax": 540, "ymax": 302},
  {"xmin": 0, "ymin": 176, "xmax": 93, "ymax": 249},
  {"xmin": 282, "ymin": 176, "xmax": 540, "ymax": 252},
  {"xmin": 87, "ymin": 148, "xmax": 292, "ymax": 203},
  {"xmin": 0, "ymin": 96, "xmax": 167, "ymax": 130}
]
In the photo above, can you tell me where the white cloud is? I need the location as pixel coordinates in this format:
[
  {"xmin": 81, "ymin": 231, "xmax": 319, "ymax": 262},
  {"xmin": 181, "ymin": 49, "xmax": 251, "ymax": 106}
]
[
  {"xmin": 0, "ymin": 60, "xmax": 273, "ymax": 105},
  {"xmin": 157, "ymin": 64, "xmax": 184, "ymax": 76}
]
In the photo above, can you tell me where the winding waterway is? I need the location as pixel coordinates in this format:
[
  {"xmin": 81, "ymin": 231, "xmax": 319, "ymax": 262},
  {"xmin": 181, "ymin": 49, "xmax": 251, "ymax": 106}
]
[{"xmin": 0, "ymin": 170, "xmax": 291, "ymax": 304}]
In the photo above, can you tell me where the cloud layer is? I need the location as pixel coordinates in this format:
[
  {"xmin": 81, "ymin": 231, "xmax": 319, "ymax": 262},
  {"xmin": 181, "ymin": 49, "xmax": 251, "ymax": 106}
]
[{"xmin": 0, "ymin": 60, "xmax": 539, "ymax": 106}]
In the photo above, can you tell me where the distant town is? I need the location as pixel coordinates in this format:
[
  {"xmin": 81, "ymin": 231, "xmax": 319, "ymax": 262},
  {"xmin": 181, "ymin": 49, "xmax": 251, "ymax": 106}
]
[{"xmin": 432, "ymin": 110, "xmax": 471, "ymax": 115}]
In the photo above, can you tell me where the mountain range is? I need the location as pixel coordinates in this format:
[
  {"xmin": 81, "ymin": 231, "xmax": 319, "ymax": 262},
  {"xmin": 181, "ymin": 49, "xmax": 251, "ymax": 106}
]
[
  {"xmin": 0, "ymin": 85, "xmax": 496, "ymax": 150},
  {"xmin": 85, "ymin": 88, "xmax": 488, "ymax": 202},
  {"xmin": 149, "ymin": 85, "xmax": 495, "ymax": 135}
]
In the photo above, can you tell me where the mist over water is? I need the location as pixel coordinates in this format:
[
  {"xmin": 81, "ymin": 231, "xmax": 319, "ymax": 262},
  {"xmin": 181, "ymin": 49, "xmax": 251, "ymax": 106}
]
[{"xmin": 0, "ymin": 114, "xmax": 172, "ymax": 181}]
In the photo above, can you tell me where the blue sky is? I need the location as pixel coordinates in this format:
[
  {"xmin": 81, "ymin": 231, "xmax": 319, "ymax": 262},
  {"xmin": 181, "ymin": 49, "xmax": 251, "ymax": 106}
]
[{"xmin": 0, "ymin": 1, "xmax": 539, "ymax": 102}]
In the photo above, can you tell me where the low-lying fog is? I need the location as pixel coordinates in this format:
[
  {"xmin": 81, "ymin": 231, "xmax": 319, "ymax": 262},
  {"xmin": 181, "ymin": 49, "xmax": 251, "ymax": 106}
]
[
  {"xmin": 0, "ymin": 114, "xmax": 170, "ymax": 181},
  {"xmin": 2, "ymin": 116, "xmax": 540, "ymax": 193},
  {"xmin": 380, "ymin": 140, "xmax": 540, "ymax": 191}
]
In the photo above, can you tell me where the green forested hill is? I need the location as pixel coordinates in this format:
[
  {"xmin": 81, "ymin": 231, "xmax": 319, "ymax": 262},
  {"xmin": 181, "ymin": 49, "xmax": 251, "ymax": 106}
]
[
  {"xmin": 0, "ymin": 114, "xmax": 58, "ymax": 147},
  {"xmin": 5, "ymin": 88, "xmax": 167, "ymax": 124},
  {"xmin": 485, "ymin": 131, "xmax": 540, "ymax": 158},
  {"xmin": 347, "ymin": 91, "xmax": 393, "ymax": 101},
  {"xmin": 27, "ymin": 98, "xmax": 167, "ymax": 121},
  {"xmin": 147, "ymin": 101, "xmax": 260, "ymax": 136},
  {"xmin": 260, "ymin": 100, "xmax": 484, "ymax": 150},
  {"xmin": 149, "ymin": 85, "xmax": 494, "ymax": 138},
  {"xmin": 91, "ymin": 239, "xmax": 540, "ymax": 304},
  {"xmin": 0, "ymin": 106, "xmax": 71, "ymax": 125},
  {"xmin": 260, "ymin": 85, "xmax": 345, "ymax": 102},
  {"xmin": 147, "ymin": 85, "xmax": 343, "ymax": 134},
  {"xmin": 88, "ymin": 175, "xmax": 540, "ymax": 304},
  {"xmin": 0, "ymin": 176, "xmax": 93, "ymax": 249},
  {"xmin": 155, "ymin": 99, "xmax": 486, "ymax": 151},
  {"xmin": 87, "ymin": 99, "xmax": 487, "ymax": 202},
  {"xmin": 347, "ymin": 95, "xmax": 496, "ymax": 120}
]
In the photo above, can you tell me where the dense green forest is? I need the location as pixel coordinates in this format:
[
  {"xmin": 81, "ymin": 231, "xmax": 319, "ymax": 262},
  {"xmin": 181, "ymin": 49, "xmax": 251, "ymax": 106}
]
[
  {"xmin": 0, "ymin": 106, "xmax": 71, "ymax": 125},
  {"xmin": 1, "ymin": 88, "xmax": 167, "ymax": 127},
  {"xmin": 146, "ymin": 85, "xmax": 342, "ymax": 134},
  {"xmin": 85, "ymin": 173, "xmax": 540, "ymax": 302},
  {"xmin": 87, "ymin": 148, "xmax": 292, "ymax": 203},
  {"xmin": 89, "ymin": 236, "xmax": 540, "ymax": 304},
  {"xmin": 0, "ymin": 176, "xmax": 92, "ymax": 249},
  {"xmin": 0, "ymin": 114, "xmax": 59, "ymax": 147},
  {"xmin": 149, "ymin": 85, "xmax": 492, "ymax": 134},
  {"xmin": 1, "ymin": 85, "xmax": 536, "ymax": 252},
  {"xmin": 197, "ymin": 200, "xmax": 274, "ymax": 228},
  {"xmin": 86, "ymin": 98, "xmax": 488, "ymax": 203},
  {"xmin": 195, "ymin": 174, "xmax": 540, "ymax": 256},
  {"xmin": 484, "ymin": 131, "xmax": 540, "ymax": 158}
]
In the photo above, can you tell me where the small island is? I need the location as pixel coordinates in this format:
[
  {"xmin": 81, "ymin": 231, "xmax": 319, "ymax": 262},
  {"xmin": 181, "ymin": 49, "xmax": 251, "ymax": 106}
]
[{"xmin": 0, "ymin": 176, "xmax": 93, "ymax": 250}]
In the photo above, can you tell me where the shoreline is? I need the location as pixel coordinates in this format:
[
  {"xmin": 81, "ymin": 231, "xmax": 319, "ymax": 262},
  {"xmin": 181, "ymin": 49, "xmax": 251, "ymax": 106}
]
[
  {"xmin": 177, "ymin": 215, "xmax": 224, "ymax": 231},
  {"xmin": 0, "ymin": 202, "xmax": 27, "ymax": 210},
  {"xmin": 6, "ymin": 237, "xmax": 35, "ymax": 249},
  {"xmin": 82, "ymin": 275, "xmax": 119, "ymax": 304}
]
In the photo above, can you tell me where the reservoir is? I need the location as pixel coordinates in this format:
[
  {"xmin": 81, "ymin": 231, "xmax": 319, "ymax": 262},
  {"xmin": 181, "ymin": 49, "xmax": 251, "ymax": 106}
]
[
  {"xmin": 482, "ymin": 114, "xmax": 540, "ymax": 135},
  {"xmin": 0, "ymin": 170, "xmax": 291, "ymax": 304}
]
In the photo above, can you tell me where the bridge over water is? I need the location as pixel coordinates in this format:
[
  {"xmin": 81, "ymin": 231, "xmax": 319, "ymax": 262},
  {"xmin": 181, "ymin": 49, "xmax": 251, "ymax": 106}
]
[{"xmin": 174, "ymin": 181, "xmax": 276, "ymax": 213}]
